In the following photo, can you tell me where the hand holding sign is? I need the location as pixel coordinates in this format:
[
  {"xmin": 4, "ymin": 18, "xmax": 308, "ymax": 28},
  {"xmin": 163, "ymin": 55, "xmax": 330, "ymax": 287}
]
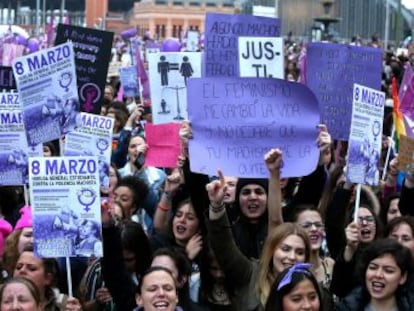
[
  {"xmin": 179, "ymin": 121, "xmax": 193, "ymax": 142},
  {"xmin": 188, "ymin": 77, "xmax": 320, "ymax": 178},
  {"xmin": 317, "ymin": 124, "xmax": 332, "ymax": 166},
  {"xmin": 344, "ymin": 222, "xmax": 360, "ymax": 260}
]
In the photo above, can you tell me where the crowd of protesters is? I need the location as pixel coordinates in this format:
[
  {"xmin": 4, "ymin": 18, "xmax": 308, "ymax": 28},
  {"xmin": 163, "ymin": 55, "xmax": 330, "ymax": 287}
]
[{"xmin": 0, "ymin": 22, "xmax": 414, "ymax": 311}]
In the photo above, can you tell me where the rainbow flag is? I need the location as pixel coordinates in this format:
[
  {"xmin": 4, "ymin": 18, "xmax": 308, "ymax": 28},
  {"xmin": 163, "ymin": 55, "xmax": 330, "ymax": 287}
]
[{"xmin": 392, "ymin": 77, "xmax": 406, "ymax": 151}]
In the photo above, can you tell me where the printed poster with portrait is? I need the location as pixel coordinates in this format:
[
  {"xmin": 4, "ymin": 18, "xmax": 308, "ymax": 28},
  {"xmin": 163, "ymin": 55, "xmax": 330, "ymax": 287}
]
[
  {"xmin": 29, "ymin": 156, "xmax": 102, "ymax": 258},
  {"xmin": 346, "ymin": 84, "xmax": 385, "ymax": 186},
  {"xmin": 0, "ymin": 92, "xmax": 42, "ymax": 185},
  {"xmin": 148, "ymin": 52, "xmax": 202, "ymax": 124},
  {"xmin": 12, "ymin": 42, "xmax": 81, "ymax": 146},
  {"xmin": 64, "ymin": 113, "xmax": 114, "ymax": 189}
]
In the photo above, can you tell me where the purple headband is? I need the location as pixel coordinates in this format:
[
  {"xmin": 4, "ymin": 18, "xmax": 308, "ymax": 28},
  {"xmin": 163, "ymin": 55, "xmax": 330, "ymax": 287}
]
[{"xmin": 277, "ymin": 263, "xmax": 312, "ymax": 291}]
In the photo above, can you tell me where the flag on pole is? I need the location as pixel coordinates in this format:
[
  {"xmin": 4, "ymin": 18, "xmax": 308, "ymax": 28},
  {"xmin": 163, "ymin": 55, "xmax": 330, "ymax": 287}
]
[
  {"xmin": 392, "ymin": 76, "xmax": 406, "ymax": 151},
  {"xmin": 135, "ymin": 41, "xmax": 150, "ymax": 99}
]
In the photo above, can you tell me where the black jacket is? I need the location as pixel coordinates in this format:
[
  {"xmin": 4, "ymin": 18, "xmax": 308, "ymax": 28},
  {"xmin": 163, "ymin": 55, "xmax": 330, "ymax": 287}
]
[{"xmin": 335, "ymin": 286, "xmax": 411, "ymax": 311}]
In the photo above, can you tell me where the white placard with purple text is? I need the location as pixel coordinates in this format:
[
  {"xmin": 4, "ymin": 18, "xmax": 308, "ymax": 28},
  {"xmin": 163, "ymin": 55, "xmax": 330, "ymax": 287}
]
[
  {"xmin": 0, "ymin": 92, "xmax": 42, "ymax": 185},
  {"xmin": 346, "ymin": 84, "xmax": 384, "ymax": 186},
  {"xmin": 64, "ymin": 113, "xmax": 114, "ymax": 188},
  {"xmin": 12, "ymin": 42, "xmax": 80, "ymax": 146},
  {"xmin": 29, "ymin": 156, "xmax": 102, "ymax": 258}
]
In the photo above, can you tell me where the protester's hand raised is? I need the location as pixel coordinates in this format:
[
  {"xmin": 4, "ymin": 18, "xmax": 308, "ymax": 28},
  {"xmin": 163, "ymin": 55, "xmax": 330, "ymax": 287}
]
[
  {"xmin": 205, "ymin": 170, "xmax": 227, "ymax": 209},
  {"xmin": 345, "ymin": 222, "xmax": 360, "ymax": 249},
  {"xmin": 264, "ymin": 148, "xmax": 283, "ymax": 176},
  {"xmin": 126, "ymin": 104, "xmax": 144, "ymax": 127},
  {"xmin": 101, "ymin": 199, "xmax": 115, "ymax": 228},
  {"xmin": 164, "ymin": 169, "xmax": 183, "ymax": 194},
  {"xmin": 65, "ymin": 296, "xmax": 82, "ymax": 311},
  {"xmin": 387, "ymin": 155, "xmax": 399, "ymax": 180},
  {"xmin": 179, "ymin": 120, "xmax": 193, "ymax": 144},
  {"xmin": 317, "ymin": 124, "xmax": 332, "ymax": 165}
]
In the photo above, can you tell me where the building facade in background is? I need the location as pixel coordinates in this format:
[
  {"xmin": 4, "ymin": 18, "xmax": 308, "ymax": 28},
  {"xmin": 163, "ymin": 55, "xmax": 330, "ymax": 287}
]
[
  {"xmin": 0, "ymin": 0, "xmax": 412, "ymax": 43},
  {"xmin": 131, "ymin": 0, "xmax": 241, "ymax": 39},
  {"xmin": 277, "ymin": 0, "xmax": 413, "ymax": 42}
]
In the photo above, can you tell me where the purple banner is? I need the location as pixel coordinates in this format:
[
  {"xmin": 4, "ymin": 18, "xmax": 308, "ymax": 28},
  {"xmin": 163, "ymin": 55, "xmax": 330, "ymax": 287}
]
[
  {"xmin": 187, "ymin": 77, "xmax": 320, "ymax": 178},
  {"xmin": 399, "ymin": 64, "xmax": 414, "ymax": 136},
  {"xmin": 306, "ymin": 43, "xmax": 382, "ymax": 140},
  {"xmin": 204, "ymin": 13, "xmax": 280, "ymax": 78}
]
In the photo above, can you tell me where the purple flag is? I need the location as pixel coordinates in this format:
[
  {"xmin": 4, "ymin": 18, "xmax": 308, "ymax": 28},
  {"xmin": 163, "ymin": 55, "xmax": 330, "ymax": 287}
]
[
  {"xmin": 298, "ymin": 46, "xmax": 307, "ymax": 84},
  {"xmin": 204, "ymin": 13, "xmax": 280, "ymax": 78},
  {"xmin": 187, "ymin": 77, "xmax": 320, "ymax": 178},
  {"xmin": 132, "ymin": 39, "xmax": 150, "ymax": 99},
  {"xmin": 306, "ymin": 43, "xmax": 382, "ymax": 140}
]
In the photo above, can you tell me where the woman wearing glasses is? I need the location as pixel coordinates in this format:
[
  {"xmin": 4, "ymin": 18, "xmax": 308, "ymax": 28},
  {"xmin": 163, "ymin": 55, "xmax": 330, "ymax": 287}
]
[
  {"xmin": 292, "ymin": 206, "xmax": 334, "ymax": 290},
  {"xmin": 330, "ymin": 204, "xmax": 383, "ymax": 299}
]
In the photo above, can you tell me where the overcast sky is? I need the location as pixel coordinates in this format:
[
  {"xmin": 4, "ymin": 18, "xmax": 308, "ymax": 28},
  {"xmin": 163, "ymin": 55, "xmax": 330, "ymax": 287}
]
[{"xmin": 402, "ymin": 0, "xmax": 414, "ymax": 9}]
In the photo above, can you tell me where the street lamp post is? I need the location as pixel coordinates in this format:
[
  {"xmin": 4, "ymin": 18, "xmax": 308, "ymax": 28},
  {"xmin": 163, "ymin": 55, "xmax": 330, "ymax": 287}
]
[
  {"xmin": 36, "ymin": 0, "xmax": 40, "ymax": 35},
  {"xmin": 384, "ymin": 0, "xmax": 390, "ymax": 50},
  {"xmin": 61, "ymin": 0, "xmax": 66, "ymax": 23}
]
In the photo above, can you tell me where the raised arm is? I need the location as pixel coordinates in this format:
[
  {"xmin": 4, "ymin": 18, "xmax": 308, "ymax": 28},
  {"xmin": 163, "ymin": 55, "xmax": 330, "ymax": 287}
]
[
  {"xmin": 153, "ymin": 169, "xmax": 183, "ymax": 233},
  {"xmin": 206, "ymin": 171, "xmax": 254, "ymax": 287},
  {"xmin": 111, "ymin": 105, "xmax": 144, "ymax": 168},
  {"xmin": 180, "ymin": 121, "xmax": 211, "ymax": 215},
  {"xmin": 265, "ymin": 148, "xmax": 284, "ymax": 234},
  {"xmin": 100, "ymin": 200, "xmax": 136, "ymax": 311},
  {"xmin": 383, "ymin": 156, "xmax": 399, "ymax": 199},
  {"xmin": 289, "ymin": 125, "xmax": 331, "ymax": 209}
]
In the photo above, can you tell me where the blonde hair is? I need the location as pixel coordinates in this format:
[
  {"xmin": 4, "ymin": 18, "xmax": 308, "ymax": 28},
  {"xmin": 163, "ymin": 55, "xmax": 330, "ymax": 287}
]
[{"xmin": 256, "ymin": 223, "xmax": 310, "ymax": 306}]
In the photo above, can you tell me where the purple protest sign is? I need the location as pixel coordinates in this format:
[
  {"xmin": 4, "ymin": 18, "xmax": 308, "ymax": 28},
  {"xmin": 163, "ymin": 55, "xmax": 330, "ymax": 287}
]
[
  {"xmin": 204, "ymin": 13, "xmax": 280, "ymax": 78},
  {"xmin": 306, "ymin": 43, "xmax": 382, "ymax": 140},
  {"xmin": 187, "ymin": 77, "xmax": 320, "ymax": 178},
  {"xmin": 399, "ymin": 64, "xmax": 414, "ymax": 136}
]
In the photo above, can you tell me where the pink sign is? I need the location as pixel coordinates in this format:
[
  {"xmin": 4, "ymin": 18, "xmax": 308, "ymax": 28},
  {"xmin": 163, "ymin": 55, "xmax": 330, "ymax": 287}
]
[{"xmin": 145, "ymin": 123, "xmax": 181, "ymax": 168}]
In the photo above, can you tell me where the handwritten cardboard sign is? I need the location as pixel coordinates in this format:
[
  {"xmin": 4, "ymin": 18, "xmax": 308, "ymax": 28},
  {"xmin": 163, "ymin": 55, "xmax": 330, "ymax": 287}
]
[
  {"xmin": 204, "ymin": 13, "xmax": 280, "ymax": 77},
  {"xmin": 187, "ymin": 77, "xmax": 320, "ymax": 178},
  {"xmin": 398, "ymin": 135, "xmax": 414, "ymax": 172},
  {"xmin": 306, "ymin": 43, "xmax": 382, "ymax": 140}
]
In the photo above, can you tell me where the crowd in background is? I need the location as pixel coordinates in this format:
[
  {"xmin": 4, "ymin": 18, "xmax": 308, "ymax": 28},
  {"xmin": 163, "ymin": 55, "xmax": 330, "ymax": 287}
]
[{"xmin": 0, "ymin": 28, "xmax": 413, "ymax": 311}]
